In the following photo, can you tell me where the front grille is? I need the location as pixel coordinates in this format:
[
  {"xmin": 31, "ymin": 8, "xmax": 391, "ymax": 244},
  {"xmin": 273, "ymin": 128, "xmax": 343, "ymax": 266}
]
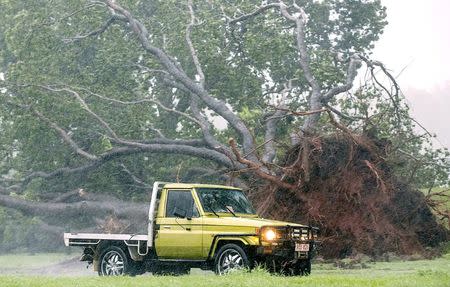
[
  {"xmin": 290, "ymin": 227, "xmax": 309, "ymax": 240},
  {"xmin": 291, "ymin": 228, "xmax": 301, "ymax": 239}
]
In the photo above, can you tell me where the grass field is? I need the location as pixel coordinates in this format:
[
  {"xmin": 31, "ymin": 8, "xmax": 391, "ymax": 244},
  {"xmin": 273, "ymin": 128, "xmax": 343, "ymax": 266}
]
[
  {"xmin": 0, "ymin": 253, "xmax": 449, "ymax": 287},
  {"xmin": 0, "ymin": 253, "xmax": 75, "ymax": 270}
]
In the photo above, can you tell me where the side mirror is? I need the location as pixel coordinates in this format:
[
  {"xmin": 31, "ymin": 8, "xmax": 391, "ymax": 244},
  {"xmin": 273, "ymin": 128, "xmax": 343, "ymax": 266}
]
[{"xmin": 173, "ymin": 206, "xmax": 187, "ymax": 218}]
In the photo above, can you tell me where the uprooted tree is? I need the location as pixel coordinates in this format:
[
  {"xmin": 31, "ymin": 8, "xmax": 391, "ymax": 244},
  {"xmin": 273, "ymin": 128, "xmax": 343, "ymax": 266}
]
[{"xmin": 0, "ymin": 0, "xmax": 448, "ymax": 257}]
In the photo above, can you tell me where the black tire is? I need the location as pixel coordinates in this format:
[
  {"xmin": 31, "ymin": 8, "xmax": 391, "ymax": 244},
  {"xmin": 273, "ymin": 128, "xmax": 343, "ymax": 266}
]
[
  {"xmin": 275, "ymin": 259, "xmax": 311, "ymax": 276},
  {"xmin": 294, "ymin": 259, "xmax": 311, "ymax": 276},
  {"xmin": 214, "ymin": 243, "xmax": 250, "ymax": 275},
  {"xmin": 129, "ymin": 261, "xmax": 145, "ymax": 276},
  {"xmin": 98, "ymin": 246, "xmax": 131, "ymax": 276}
]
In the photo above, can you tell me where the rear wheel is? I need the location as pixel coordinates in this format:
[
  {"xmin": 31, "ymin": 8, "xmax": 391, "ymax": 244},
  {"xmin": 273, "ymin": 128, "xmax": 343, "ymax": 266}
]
[
  {"xmin": 214, "ymin": 243, "xmax": 250, "ymax": 275},
  {"xmin": 98, "ymin": 246, "xmax": 130, "ymax": 276}
]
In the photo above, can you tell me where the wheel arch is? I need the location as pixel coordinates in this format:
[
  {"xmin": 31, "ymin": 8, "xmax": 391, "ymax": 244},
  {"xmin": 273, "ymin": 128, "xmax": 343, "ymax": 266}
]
[
  {"xmin": 93, "ymin": 240, "xmax": 131, "ymax": 271},
  {"xmin": 208, "ymin": 235, "xmax": 258, "ymax": 261}
]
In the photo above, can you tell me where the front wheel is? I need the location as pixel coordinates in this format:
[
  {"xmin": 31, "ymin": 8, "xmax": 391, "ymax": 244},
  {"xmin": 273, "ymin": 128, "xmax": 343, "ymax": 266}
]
[
  {"xmin": 214, "ymin": 243, "xmax": 250, "ymax": 275},
  {"xmin": 298, "ymin": 259, "xmax": 311, "ymax": 276},
  {"xmin": 98, "ymin": 246, "xmax": 130, "ymax": 276},
  {"xmin": 286, "ymin": 259, "xmax": 311, "ymax": 276},
  {"xmin": 270, "ymin": 259, "xmax": 311, "ymax": 276}
]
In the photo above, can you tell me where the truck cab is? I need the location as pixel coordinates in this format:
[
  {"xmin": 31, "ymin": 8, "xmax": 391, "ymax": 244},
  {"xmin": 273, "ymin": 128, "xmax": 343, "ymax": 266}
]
[{"xmin": 64, "ymin": 182, "xmax": 318, "ymax": 276}]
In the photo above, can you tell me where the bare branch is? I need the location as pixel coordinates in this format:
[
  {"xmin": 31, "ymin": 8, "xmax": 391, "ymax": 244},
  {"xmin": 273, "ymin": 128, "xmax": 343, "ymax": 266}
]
[
  {"xmin": 33, "ymin": 108, "xmax": 98, "ymax": 160},
  {"xmin": 36, "ymin": 85, "xmax": 208, "ymax": 151},
  {"xmin": 132, "ymin": 138, "xmax": 206, "ymax": 147},
  {"xmin": 279, "ymin": 2, "xmax": 322, "ymax": 133},
  {"xmin": 324, "ymin": 104, "xmax": 367, "ymax": 122},
  {"xmin": 0, "ymin": 193, "xmax": 145, "ymax": 220},
  {"xmin": 397, "ymin": 149, "xmax": 450, "ymax": 169},
  {"xmin": 189, "ymin": 95, "xmax": 228, "ymax": 151},
  {"xmin": 322, "ymin": 54, "xmax": 362, "ymax": 103},
  {"xmin": 279, "ymin": 3, "xmax": 318, "ymax": 91},
  {"xmin": 134, "ymin": 63, "xmax": 170, "ymax": 76},
  {"xmin": 119, "ymin": 163, "xmax": 151, "ymax": 188},
  {"xmin": 76, "ymin": 85, "xmax": 209, "ymax": 133},
  {"xmin": 263, "ymin": 79, "xmax": 294, "ymax": 163},
  {"xmin": 59, "ymin": 2, "xmax": 106, "ymax": 21},
  {"xmin": 229, "ymin": 138, "xmax": 296, "ymax": 190},
  {"xmin": 161, "ymin": 76, "xmax": 192, "ymax": 94},
  {"xmin": 409, "ymin": 116, "xmax": 434, "ymax": 138},
  {"xmin": 229, "ymin": 2, "xmax": 364, "ymax": 136},
  {"xmin": 18, "ymin": 143, "xmax": 234, "ymax": 189},
  {"xmin": 63, "ymin": 17, "xmax": 117, "ymax": 43},
  {"xmin": 6, "ymin": 85, "xmax": 234, "ymax": 190},
  {"xmin": 6, "ymin": 101, "xmax": 97, "ymax": 160},
  {"xmin": 0, "ymin": 186, "xmax": 11, "ymax": 195},
  {"xmin": 186, "ymin": 0, "xmax": 205, "ymax": 88},
  {"xmin": 359, "ymin": 55, "xmax": 402, "ymax": 124},
  {"xmin": 148, "ymin": 125, "xmax": 166, "ymax": 139},
  {"xmin": 50, "ymin": 188, "xmax": 86, "ymax": 203},
  {"xmin": 325, "ymin": 110, "xmax": 373, "ymax": 151},
  {"xmin": 150, "ymin": 98, "xmax": 202, "ymax": 126},
  {"xmin": 103, "ymin": 0, "xmax": 258, "ymax": 160},
  {"xmin": 228, "ymin": 3, "xmax": 280, "ymax": 24},
  {"xmin": 37, "ymin": 85, "xmax": 120, "ymax": 139},
  {"xmin": 272, "ymin": 107, "xmax": 327, "ymax": 117}
]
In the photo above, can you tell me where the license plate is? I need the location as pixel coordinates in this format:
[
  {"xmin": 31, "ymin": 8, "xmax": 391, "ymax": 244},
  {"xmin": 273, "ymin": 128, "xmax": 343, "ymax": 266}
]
[{"xmin": 295, "ymin": 243, "xmax": 310, "ymax": 252}]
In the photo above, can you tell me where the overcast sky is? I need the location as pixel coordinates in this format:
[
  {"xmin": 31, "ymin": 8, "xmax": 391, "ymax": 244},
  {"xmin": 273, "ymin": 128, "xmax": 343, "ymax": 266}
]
[{"xmin": 373, "ymin": 0, "xmax": 450, "ymax": 149}]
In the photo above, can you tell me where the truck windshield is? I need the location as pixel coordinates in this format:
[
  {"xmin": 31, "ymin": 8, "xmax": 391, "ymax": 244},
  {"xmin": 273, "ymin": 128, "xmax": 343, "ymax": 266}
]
[{"xmin": 196, "ymin": 188, "xmax": 256, "ymax": 215}]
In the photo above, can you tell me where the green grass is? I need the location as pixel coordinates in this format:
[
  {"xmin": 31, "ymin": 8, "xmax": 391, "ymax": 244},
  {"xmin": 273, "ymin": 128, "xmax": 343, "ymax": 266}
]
[
  {"xmin": 0, "ymin": 253, "xmax": 76, "ymax": 270},
  {"xmin": 0, "ymin": 253, "xmax": 449, "ymax": 287},
  {"xmin": 0, "ymin": 269, "xmax": 448, "ymax": 287}
]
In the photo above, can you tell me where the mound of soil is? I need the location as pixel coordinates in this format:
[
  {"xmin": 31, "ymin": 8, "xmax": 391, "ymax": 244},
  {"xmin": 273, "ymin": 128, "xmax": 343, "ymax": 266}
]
[{"xmin": 253, "ymin": 133, "xmax": 448, "ymax": 258}]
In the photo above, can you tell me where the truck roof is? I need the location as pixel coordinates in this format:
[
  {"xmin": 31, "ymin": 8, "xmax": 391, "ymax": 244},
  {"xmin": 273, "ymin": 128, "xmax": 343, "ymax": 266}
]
[{"xmin": 163, "ymin": 183, "xmax": 241, "ymax": 190}]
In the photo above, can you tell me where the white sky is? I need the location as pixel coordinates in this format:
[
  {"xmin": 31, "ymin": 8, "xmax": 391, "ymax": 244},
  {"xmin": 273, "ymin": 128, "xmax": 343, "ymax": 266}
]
[{"xmin": 373, "ymin": 0, "xmax": 450, "ymax": 149}]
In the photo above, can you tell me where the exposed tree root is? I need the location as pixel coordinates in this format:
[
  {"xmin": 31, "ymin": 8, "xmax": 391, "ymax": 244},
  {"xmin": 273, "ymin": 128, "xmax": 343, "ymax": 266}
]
[{"xmin": 251, "ymin": 133, "xmax": 448, "ymax": 258}]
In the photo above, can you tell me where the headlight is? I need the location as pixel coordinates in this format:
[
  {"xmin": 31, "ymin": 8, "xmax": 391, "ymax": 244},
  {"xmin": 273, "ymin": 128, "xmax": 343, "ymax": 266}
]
[
  {"xmin": 264, "ymin": 229, "xmax": 276, "ymax": 241},
  {"xmin": 260, "ymin": 227, "xmax": 278, "ymax": 241}
]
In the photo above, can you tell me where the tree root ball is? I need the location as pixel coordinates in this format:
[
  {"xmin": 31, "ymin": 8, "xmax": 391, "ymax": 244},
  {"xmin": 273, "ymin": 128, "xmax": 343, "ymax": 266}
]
[{"xmin": 252, "ymin": 133, "xmax": 448, "ymax": 258}]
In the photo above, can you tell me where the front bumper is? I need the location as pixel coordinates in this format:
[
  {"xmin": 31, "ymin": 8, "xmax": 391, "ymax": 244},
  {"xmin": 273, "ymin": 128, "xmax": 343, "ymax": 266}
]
[
  {"xmin": 256, "ymin": 240, "xmax": 317, "ymax": 261},
  {"xmin": 255, "ymin": 225, "xmax": 319, "ymax": 262}
]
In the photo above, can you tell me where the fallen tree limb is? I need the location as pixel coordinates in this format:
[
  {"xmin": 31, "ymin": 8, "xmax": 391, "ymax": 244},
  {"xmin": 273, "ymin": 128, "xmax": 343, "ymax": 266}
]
[
  {"xmin": 0, "ymin": 193, "xmax": 146, "ymax": 220},
  {"xmin": 229, "ymin": 138, "xmax": 296, "ymax": 191}
]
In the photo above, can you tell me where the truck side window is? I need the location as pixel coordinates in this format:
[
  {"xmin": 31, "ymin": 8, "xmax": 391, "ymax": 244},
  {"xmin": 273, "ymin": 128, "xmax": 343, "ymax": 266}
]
[{"xmin": 166, "ymin": 190, "xmax": 199, "ymax": 218}]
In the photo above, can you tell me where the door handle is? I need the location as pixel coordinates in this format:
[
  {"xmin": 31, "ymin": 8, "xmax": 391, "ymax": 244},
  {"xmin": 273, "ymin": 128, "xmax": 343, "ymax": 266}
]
[
  {"xmin": 186, "ymin": 227, "xmax": 191, "ymax": 231},
  {"xmin": 163, "ymin": 226, "xmax": 171, "ymax": 229}
]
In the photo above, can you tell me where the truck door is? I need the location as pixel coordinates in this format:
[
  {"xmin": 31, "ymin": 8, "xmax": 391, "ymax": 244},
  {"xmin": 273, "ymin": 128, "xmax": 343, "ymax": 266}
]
[{"xmin": 155, "ymin": 189, "xmax": 203, "ymax": 259}]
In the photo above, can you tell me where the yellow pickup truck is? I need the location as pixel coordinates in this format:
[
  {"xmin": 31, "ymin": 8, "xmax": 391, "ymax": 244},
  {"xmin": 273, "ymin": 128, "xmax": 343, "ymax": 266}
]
[{"xmin": 64, "ymin": 182, "xmax": 318, "ymax": 276}]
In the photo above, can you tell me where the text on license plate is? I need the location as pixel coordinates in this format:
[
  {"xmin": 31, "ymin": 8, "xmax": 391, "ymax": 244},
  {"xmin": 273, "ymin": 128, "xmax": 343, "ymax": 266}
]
[{"xmin": 295, "ymin": 243, "xmax": 310, "ymax": 252}]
